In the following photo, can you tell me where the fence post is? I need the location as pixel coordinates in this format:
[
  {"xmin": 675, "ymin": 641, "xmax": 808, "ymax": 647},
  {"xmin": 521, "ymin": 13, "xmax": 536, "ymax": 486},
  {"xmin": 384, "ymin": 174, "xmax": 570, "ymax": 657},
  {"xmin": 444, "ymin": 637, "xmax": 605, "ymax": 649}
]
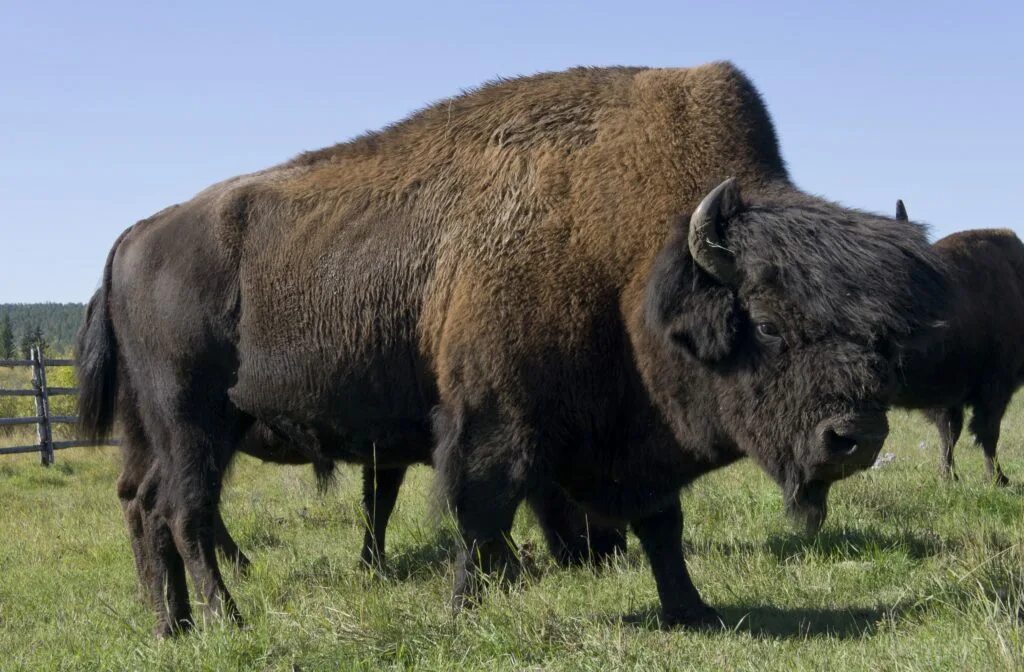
[{"xmin": 31, "ymin": 347, "xmax": 54, "ymax": 466}]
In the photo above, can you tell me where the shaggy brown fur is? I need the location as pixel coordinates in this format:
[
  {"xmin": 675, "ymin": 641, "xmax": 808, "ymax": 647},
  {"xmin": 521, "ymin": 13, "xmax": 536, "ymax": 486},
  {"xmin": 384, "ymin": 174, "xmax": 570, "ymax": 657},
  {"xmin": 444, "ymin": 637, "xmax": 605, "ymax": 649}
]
[
  {"xmin": 892, "ymin": 210, "xmax": 1024, "ymax": 484},
  {"xmin": 77, "ymin": 63, "xmax": 946, "ymax": 636}
]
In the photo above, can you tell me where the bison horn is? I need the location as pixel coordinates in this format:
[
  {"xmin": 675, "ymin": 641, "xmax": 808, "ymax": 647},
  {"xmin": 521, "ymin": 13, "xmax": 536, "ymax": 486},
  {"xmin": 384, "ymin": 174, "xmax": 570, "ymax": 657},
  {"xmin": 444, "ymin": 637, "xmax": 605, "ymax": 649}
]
[
  {"xmin": 895, "ymin": 199, "xmax": 908, "ymax": 221},
  {"xmin": 688, "ymin": 178, "xmax": 740, "ymax": 285}
]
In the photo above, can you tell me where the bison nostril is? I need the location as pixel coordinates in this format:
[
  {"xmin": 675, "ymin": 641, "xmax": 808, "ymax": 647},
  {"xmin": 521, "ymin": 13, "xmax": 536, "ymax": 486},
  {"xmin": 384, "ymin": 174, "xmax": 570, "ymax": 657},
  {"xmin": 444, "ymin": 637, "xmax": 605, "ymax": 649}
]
[{"xmin": 824, "ymin": 429, "xmax": 859, "ymax": 456}]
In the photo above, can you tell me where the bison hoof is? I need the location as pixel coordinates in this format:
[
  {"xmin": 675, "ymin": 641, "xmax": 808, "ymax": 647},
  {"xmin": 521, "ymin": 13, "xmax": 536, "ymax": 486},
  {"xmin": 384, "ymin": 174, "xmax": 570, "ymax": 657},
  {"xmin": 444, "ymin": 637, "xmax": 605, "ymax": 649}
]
[
  {"xmin": 154, "ymin": 618, "xmax": 192, "ymax": 639},
  {"xmin": 994, "ymin": 473, "xmax": 1011, "ymax": 487},
  {"xmin": 359, "ymin": 554, "xmax": 388, "ymax": 575},
  {"xmin": 663, "ymin": 604, "xmax": 726, "ymax": 631}
]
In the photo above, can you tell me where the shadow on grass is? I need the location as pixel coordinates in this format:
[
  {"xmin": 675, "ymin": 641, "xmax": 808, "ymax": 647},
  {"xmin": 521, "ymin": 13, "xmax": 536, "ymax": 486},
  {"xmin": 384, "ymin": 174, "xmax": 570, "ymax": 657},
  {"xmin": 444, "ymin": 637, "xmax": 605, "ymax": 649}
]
[
  {"xmin": 998, "ymin": 480, "xmax": 1024, "ymax": 496},
  {"xmin": 719, "ymin": 603, "xmax": 894, "ymax": 638},
  {"xmin": 238, "ymin": 526, "xmax": 284, "ymax": 551},
  {"xmin": 689, "ymin": 526, "xmax": 949, "ymax": 562},
  {"xmin": 765, "ymin": 527, "xmax": 946, "ymax": 561},
  {"xmin": 383, "ymin": 532, "xmax": 573, "ymax": 583},
  {"xmin": 616, "ymin": 602, "xmax": 900, "ymax": 639},
  {"xmin": 385, "ymin": 529, "xmax": 461, "ymax": 582}
]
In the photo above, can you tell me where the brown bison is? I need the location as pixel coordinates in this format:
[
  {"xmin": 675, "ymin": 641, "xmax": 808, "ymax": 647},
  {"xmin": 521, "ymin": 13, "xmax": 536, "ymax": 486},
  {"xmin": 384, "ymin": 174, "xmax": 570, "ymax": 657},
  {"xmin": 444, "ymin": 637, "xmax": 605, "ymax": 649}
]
[
  {"xmin": 76, "ymin": 63, "xmax": 946, "ymax": 636},
  {"xmin": 892, "ymin": 201, "xmax": 1024, "ymax": 485}
]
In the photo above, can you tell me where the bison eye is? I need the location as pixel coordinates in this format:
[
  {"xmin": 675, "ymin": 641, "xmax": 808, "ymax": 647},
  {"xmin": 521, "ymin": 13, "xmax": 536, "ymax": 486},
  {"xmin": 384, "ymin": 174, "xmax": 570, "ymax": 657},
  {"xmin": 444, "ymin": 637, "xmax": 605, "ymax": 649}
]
[{"xmin": 755, "ymin": 321, "xmax": 783, "ymax": 344}]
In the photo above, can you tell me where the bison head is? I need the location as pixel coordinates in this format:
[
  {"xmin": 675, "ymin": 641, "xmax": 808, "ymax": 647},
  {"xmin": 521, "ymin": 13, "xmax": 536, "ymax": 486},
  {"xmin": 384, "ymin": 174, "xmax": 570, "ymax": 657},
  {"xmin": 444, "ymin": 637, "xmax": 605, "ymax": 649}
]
[{"xmin": 643, "ymin": 178, "xmax": 946, "ymax": 534}]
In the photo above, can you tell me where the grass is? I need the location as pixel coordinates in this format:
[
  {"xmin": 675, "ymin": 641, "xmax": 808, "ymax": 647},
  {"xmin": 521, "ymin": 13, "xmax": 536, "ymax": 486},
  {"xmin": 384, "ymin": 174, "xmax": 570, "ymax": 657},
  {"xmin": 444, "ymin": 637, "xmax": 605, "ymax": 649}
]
[{"xmin": 1, "ymin": 402, "xmax": 1024, "ymax": 670}]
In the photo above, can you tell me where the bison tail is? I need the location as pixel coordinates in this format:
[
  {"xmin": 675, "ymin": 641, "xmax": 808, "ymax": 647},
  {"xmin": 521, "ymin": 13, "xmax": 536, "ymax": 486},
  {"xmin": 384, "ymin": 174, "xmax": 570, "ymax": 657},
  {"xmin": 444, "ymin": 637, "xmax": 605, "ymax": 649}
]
[
  {"xmin": 313, "ymin": 458, "xmax": 337, "ymax": 495},
  {"xmin": 75, "ymin": 230, "xmax": 128, "ymax": 444}
]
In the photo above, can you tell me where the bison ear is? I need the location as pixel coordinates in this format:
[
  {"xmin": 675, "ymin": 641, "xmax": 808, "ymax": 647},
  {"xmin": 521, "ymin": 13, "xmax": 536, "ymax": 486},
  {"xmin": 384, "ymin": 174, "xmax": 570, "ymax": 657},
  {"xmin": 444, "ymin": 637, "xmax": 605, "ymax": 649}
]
[
  {"xmin": 646, "ymin": 241, "xmax": 739, "ymax": 363},
  {"xmin": 895, "ymin": 200, "xmax": 908, "ymax": 222}
]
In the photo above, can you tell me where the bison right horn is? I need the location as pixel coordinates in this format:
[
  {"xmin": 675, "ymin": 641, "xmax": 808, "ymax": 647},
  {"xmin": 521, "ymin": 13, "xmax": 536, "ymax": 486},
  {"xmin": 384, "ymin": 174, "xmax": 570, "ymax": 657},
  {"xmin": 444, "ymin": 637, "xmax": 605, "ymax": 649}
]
[
  {"xmin": 895, "ymin": 199, "xmax": 908, "ymax": 221},
  {"xmin": 688, "ymin": 178, "xmax": 740, "ymax": 285}
]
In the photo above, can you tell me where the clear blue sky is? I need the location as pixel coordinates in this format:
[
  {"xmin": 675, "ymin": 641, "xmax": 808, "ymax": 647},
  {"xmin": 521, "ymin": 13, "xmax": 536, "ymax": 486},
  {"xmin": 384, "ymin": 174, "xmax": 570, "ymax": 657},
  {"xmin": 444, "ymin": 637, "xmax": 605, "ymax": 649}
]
[{"xmin": 1, "ymin": 1, "xmax": 1021, "ymax": 302}]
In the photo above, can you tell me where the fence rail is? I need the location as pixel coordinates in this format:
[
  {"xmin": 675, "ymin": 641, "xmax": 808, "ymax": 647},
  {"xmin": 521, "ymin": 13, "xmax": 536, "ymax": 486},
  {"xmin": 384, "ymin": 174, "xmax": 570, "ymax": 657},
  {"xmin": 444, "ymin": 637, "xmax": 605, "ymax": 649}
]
[{"xmin": 0, "ymin": 348, "xmax": 114, "ymax": 466}]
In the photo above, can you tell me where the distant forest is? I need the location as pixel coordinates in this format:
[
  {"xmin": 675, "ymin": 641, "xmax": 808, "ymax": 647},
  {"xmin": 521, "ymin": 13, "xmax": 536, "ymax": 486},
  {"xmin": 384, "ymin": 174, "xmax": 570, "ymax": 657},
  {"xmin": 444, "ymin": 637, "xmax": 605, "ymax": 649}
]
[{"xmin": 0, "ymin": 303, "xmax": 86, "ymax": 357}]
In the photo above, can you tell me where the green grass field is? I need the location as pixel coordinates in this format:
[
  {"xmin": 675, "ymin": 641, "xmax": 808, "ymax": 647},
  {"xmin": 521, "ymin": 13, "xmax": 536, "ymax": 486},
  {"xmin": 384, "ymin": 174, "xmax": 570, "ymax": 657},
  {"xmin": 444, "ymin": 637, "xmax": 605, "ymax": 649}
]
[{"xmin": 2, "ymin": 402, "xmax": 1024, "ymax": 671}]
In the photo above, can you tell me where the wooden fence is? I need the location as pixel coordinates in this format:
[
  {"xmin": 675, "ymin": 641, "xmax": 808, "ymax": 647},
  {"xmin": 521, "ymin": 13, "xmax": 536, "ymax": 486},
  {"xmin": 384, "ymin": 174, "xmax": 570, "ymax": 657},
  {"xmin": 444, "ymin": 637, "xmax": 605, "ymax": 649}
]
[{"xmin": 0, "ymin": 348, "xmax": 110, "ymax": 465}]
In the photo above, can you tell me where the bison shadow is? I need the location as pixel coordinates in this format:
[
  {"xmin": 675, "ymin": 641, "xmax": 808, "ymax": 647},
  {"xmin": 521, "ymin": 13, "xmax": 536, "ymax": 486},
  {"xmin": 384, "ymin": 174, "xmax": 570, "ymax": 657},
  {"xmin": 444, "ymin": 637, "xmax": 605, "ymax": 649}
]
[
  {"xmin": 764, "ymin": 527, "xmax": 947, "ymax": 561},
  {"xmin": 717, "ymin": 603, "xmax": 897, "ymax": 638},
  {"xmin": 688, "ymin": 526, "xmax": 950, "ymax": 563},
  {"xmin": 384, "ymin": 529, "xmax": 463, "ymax": 582},
  {"xmin": 616, "ymin": 602, "xmax": 902, "ymax": 639},
  {"xmin": 383, "ymin": 533, "xmax": 617, "ymax": 584}
]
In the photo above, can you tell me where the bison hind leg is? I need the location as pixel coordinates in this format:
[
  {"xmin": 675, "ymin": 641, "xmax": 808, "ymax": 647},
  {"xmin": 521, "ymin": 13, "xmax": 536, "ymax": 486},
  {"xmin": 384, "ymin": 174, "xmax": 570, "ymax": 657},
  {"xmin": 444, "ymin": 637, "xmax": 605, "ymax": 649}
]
[
  {"xmin": 163, "ymin": 429, "xmax": 245, "ymax": 628},
  {"xmin": 968, "ymin": 395, "xmax": 1011, "ymax": 486},
  {"xmin": 115, "ymin": 419, "xmax": 159, "ymax": 604},
  {"xmin": 139, "ymin": 384, "xmax": 250, "ymax": 632},
  {"xmin": 137, "ymin": 464, "xmax": 194, "ymax": 636},
  {"xmin": 114, "ymin": 391, "xmax": 194, "ymax": 635}
]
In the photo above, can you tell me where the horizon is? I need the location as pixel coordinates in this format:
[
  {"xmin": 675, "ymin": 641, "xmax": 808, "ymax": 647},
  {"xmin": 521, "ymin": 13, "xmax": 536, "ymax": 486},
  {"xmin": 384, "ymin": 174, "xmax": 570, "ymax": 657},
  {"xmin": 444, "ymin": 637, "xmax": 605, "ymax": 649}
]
[{"xmin": 2, "ymin": 1, "xmax": 1021, "ymax": 302}]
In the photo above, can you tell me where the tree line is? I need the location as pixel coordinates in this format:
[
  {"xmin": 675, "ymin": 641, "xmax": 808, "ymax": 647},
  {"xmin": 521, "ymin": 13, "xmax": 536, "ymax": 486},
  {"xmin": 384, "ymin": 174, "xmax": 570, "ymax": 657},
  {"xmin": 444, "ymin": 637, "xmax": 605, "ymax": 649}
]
[{"xmin": 0, "ymin": 303, "xmax": 86, "ymax": 358}]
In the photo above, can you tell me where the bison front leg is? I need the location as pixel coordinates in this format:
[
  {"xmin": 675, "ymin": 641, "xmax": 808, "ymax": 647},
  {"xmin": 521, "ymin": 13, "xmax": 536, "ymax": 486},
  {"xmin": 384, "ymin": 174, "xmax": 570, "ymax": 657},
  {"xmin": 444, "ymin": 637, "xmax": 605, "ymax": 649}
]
[
  {"xmin": 360, "ymin": 465, "xmax": 407, "ymax": 569},
  {"xmin": 450, "ymin": 482, "xmax": 523, "ymax": 612},
  {"xmin": 631, "ymin": 498, "xmax": 723, "ymax": 630},
  {"xmin": 433, "ymin": 404, "xmax": 526, "ymax": 612}
]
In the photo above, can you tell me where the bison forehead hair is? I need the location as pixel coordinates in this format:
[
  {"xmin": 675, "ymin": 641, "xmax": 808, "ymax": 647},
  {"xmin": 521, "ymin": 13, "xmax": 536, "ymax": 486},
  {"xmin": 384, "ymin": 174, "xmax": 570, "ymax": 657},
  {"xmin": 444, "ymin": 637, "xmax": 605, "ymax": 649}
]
[{"xmin": 731, "ymin": 192, "xmax": 947, "ymax": 343}]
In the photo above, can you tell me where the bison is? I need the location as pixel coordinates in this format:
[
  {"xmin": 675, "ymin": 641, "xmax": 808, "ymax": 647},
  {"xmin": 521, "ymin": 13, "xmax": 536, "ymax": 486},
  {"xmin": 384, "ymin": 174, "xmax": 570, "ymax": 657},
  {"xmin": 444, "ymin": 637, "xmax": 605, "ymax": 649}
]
[
  {"xmin": 76, "ymin": 63, "xmax": 946, "ymax": 636},
  {"xmin": 891, "ymin": 201, "xmax": 1024, "ymax": 485}
]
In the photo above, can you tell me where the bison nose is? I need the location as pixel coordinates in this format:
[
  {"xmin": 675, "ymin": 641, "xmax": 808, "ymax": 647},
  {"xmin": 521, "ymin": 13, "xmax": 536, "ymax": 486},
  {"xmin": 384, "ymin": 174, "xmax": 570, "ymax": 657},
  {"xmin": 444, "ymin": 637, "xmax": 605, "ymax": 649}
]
[
  {"xmin": 821, "ymin": 428, "xmax": 859, "ymax": 456},
  {"xmin": 816, "ymin": 413, "xmax": 888, "ymax": 466}
]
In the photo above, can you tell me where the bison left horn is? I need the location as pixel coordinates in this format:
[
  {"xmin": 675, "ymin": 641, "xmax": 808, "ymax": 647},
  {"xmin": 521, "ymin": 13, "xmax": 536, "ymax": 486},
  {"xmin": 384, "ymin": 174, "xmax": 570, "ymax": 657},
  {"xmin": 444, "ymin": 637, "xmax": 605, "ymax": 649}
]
[
  {"xmin": 689, "ymin": 178, "xmax": 740, "ymax": 285},
  {"xmin": 895, "ymin": 199, "xmax": 908, "ymax": 221}
]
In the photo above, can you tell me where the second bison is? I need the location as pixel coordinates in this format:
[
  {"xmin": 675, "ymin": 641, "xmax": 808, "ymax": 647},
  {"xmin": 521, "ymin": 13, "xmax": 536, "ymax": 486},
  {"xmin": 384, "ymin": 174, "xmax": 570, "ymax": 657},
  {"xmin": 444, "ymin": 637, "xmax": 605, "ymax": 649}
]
[{"xmin": 893, "ymin": 201, "xmax": 1024, "ymax": 485}]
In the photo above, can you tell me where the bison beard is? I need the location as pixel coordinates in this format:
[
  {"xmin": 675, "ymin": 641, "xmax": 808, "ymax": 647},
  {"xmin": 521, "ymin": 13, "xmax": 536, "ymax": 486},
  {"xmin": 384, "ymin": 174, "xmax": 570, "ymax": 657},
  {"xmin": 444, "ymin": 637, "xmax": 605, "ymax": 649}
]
[{"xmin": 76, "ymin": 63, "xmax": 946, "ymax": 636}]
